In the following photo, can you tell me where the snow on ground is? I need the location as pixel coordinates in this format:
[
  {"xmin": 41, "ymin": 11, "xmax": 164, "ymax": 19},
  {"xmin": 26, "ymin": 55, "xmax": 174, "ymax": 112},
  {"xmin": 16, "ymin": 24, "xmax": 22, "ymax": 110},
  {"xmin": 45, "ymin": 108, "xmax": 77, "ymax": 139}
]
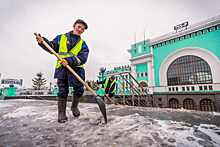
[
  {"xmin": 212, "ymin": 112, "xmax": 220, "ymax": 116},
  {"xmin": 0, "ymin": 99, "xmax": 220, "ymax": 147}
]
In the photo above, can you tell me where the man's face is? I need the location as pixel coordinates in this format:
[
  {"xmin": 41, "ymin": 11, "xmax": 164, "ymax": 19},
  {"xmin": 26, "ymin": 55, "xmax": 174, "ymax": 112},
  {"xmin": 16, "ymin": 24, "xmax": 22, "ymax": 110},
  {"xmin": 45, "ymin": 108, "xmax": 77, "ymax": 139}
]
[{"xmin": 73, "ymin": 23, "xmax": 86, "ymax": 36}]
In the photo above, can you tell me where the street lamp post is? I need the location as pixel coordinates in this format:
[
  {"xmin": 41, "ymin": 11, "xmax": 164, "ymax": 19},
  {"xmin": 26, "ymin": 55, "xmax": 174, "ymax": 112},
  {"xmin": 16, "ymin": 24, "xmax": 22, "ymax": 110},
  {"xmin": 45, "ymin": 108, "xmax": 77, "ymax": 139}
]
[{"xmin": 100, "ymin": 67, "xmax": 106, "ymax": 82}]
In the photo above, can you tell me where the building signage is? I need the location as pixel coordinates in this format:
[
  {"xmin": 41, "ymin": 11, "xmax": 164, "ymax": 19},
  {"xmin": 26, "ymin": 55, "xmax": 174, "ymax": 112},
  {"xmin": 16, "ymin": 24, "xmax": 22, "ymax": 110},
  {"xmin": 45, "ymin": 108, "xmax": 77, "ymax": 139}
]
[
  {"xmin": 174, "ymin": 21, "xmax": 189, "ymax": 32},
  {"xmin": 1, "ymin": 79, "xmax": 23, "ymax": 86}
]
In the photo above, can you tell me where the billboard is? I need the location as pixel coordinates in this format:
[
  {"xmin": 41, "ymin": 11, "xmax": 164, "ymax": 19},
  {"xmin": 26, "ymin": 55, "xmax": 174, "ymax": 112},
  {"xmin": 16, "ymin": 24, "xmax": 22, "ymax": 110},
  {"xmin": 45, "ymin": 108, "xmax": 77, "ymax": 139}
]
[{"xmin": 1, "ymin": 79, "xmax": 23, "ymax": 86}]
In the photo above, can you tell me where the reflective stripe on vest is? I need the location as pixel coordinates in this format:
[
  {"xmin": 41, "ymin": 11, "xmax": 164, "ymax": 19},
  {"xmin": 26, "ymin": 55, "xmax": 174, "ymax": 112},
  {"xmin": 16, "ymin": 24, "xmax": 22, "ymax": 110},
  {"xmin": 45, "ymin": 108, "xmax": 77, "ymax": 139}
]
[
  {"xmin": 55, "ymin": 34, "xmax": 84, "ymax": 69},
  {"xmin": 104, "ymin": 77, "xmax": 116, "ymax": 93}
]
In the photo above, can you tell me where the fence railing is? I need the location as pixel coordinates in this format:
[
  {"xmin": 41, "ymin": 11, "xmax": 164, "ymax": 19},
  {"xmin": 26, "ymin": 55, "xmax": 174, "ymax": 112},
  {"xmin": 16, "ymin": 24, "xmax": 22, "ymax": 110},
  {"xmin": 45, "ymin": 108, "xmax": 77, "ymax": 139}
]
[{"xmin": 105, "ymin": 72, "xmax": 151, "ymax": 107}]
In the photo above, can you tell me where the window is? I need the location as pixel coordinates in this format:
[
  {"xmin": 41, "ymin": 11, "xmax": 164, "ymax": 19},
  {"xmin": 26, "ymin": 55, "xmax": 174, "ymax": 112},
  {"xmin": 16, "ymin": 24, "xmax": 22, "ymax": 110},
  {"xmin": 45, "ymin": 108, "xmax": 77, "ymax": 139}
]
[
  {"xmin": 143, "ymin": 45, "xmax": 146, "ymax": 51},
  {"xmin": 182, "ymin": 87, "xmax": 185, "ymax": 91},
  {"xmin": 176, "ymin": 87, "xmax": 178, "ymax": 91},
  {"xmin": 196, "ymin": 31, "xmax": 203, "ymax": 35},
  {"xmin": 145, "ymin": 72, "xmax": 148, "ymax": 77},
  {"xmin": 204, "ymin": 85, "xmax": 208, "ymax": 90},
  {"xmin": 209, "ymin": 27, "xmax": 216, "ymax": 32},
  {"xmin": 138, "ymin": 45, "xmax": 142, "ymax": 53},
  {"xmin": 191, "ymin": 32, "xmax": 196, "ymax": 37},
  {"xmin": 167, "ymin": 55, "xmax": 213, "ymax": 86},
  {"xmin": 199, "ymin": 86, "xmax": 203, "ymax": 90},
  {"xmin": 209, "ymin": 85, "xmax": 213, "ymax": 90},
  {"xmin": 186, "ymin": 87, "xmax": 190, "ymax": 91},
  {"xmin": 134, "ymin": 49, "xmax": 137, "ymax": 54},
  {"xmin": 203, "ymin": 29, "xmax": 209, "ymax": 34},
  {"xmin": 191, "ymin": 86, "xmax": 195, "ymax": 91},
  {"xmin": 185, "ymin": 35, "xmax": 190, "ymax": 39}
]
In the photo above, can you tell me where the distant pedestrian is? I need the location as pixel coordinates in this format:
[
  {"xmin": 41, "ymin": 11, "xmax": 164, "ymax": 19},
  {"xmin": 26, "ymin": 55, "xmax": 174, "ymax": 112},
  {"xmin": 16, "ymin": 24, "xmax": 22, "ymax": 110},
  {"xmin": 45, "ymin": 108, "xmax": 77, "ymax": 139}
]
[{"xmin": 97, "ymin": 75, "xmax": 116, "ymax": 98}]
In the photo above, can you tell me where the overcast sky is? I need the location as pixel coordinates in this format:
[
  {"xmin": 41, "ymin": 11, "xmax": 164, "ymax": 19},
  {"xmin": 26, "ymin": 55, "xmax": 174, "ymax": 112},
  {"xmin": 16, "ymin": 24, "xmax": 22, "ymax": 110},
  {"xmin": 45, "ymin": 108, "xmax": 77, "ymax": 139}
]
[{"xmin": 1, "ymin": 0, "xmax": 220, "ymax": 88}]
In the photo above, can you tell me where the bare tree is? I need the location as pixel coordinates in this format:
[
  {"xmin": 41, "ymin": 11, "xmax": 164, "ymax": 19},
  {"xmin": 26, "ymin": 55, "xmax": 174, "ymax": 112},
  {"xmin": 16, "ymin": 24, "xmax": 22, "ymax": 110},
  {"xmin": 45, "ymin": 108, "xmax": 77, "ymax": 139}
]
[{"xmin": 32, "ymin": 72, "xmax": 47, "ymax": 90}]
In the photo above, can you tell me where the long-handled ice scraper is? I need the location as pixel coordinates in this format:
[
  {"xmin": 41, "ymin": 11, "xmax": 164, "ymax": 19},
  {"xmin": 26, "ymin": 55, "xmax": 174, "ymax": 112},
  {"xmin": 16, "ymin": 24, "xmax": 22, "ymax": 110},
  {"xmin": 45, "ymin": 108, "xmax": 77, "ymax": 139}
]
[{"xmin": 34, "ymin": 33, "xmax": 107, "ymax": 123}]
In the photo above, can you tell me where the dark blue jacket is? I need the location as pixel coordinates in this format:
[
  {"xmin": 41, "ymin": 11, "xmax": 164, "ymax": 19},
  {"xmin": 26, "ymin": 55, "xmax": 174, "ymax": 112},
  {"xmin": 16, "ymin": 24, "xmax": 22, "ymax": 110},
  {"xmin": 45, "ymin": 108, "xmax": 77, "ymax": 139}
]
[{"xmin": 39, "ymin": 31, "xmax": 89, "ymax": 80}]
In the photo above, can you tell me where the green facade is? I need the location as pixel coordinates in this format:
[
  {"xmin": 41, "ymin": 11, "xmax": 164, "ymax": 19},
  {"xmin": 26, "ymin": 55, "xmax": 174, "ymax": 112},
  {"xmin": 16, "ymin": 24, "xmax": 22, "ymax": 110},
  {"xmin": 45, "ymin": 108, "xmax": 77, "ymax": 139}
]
[
  {"xmin": 136, "ymin": 63, "xmax": 148, "ymax": 81},
  {"xmin": 130, "ymin": 40, "xmax": 150, "ymax": 83},
  {"xmin": 153, "ymin": 25, "xmax": 220, "ymax": 86},
  {"xmin": 130, "ymin": 40, "xmax": 150, "ymax": 58},
  {"xmin": 0, "ymin": 89, "xmax": 3, "ymax": 96},
  {"xmin": 129, "ymin": 23, "xmax": 220, "ymax": 87}
]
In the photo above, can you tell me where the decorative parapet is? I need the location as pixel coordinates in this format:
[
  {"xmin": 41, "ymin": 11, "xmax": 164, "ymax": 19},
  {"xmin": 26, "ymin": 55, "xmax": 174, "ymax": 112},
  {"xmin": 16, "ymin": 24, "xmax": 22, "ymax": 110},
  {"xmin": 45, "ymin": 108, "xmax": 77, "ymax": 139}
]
[
  {"xmin": 129, "ymin": 54, "xmax": 153, "ymax": 64},
  {"xmin": 150, "ymin": 15, "xmax": 220, "ymax": 46}
]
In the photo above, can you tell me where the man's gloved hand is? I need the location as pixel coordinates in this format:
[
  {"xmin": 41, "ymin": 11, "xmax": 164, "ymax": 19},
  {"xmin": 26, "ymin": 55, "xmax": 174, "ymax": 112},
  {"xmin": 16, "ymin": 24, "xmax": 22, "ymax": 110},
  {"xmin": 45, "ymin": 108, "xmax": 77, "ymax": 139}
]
[
  {"xmin": 60, "ymin": 59, "xmax": 68, "ymax": 67},
  {"xmin": 104, "ymin": 94, "xmax": 109, "ymax": 97},
  {"xmin": 35, "ymin": 33, "xmax": 44, "ymax": 44}
]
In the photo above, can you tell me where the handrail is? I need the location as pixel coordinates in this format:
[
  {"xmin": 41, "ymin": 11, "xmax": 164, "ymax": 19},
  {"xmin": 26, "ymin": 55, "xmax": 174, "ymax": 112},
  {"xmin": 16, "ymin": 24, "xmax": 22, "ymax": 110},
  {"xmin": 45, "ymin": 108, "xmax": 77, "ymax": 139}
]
[{"xmin": 118, "ymin": 73, "xmax": 142, "ymax": 96}]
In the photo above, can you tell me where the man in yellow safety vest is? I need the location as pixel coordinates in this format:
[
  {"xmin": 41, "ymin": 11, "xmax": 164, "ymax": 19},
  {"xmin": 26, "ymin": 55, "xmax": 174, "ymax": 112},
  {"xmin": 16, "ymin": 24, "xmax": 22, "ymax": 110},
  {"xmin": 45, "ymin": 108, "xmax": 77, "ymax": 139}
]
[
  {"xmin": 35, "ymin": 19, "xmax": 89, "ymax": 123},
  {"xmin": 97, "ymin": 75, "xmax": 116, "ymax": 98}
]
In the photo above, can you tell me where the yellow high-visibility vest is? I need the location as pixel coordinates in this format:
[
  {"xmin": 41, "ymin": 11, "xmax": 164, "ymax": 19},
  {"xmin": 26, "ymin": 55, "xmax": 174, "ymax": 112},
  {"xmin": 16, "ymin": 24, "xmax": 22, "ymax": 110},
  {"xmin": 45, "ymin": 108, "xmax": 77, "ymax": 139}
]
[
  {"xmin": 104, "ymin": 77, "xmax": 116, "ymax": 93},
  {"xmin": 55, "ymin": 34, "xmax": 84, "ymax": 69}
]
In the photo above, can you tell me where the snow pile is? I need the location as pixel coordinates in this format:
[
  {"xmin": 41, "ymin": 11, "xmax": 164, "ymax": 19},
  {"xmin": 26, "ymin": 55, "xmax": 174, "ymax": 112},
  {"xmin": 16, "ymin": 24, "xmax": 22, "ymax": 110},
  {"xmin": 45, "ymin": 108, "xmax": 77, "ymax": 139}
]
[
  {"xmin": 3, "ymin": 106, "xmax": 39, "ymax": 118},
  {"xmin": 70, "ymin": 112, "xmax": 220, "ymax": 146},
  {"xmin": 35, "ymin": 105, "xmax": 57, "ymax": 122},
  {"xmin": 0, "ymin": 102, "xmax": 13, "ymax": 108},
  {"xmin": 198, "ymin": 124, "xmax": 220, "ymax": 143},
  {"xmin": 0, "ymin": 100, "xmax": 220, "ymax": 147},
  {"xmin": 211, "ymin": 112, "xmax": 220, "ymax": 116}
]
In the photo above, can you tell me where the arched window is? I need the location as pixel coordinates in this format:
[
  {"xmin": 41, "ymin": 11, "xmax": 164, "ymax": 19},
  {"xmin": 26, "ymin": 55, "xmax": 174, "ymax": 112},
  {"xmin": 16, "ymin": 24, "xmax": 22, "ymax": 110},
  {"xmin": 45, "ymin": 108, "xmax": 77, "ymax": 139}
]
[
  {"xmin": 167, "ymin": 55, "xmax": 213, "ymax": 86},
  {"xmin": 169, "ymin": 98, "xmax": 179, "ymax": 109},
  {"xmin": 139, "ymin": 81, "xmax": 148, "ymax": 87},
  {"xmin": 183, "ymin": 98, "xmax": 195, "ymax": 110},
  {"xmin": 200, "ymin": 99, "xmax": 215, "ymax": 111}
]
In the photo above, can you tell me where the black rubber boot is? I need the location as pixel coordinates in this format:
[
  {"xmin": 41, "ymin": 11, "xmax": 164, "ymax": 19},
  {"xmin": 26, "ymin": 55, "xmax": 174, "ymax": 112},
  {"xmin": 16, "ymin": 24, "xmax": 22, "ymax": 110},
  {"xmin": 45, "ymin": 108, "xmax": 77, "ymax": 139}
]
[
  {"xmin": 58, "ymin": 99, "xmax": 68, "ymax": 123},
  {"xmin": 71, "ymin": 95, "xmax": 80, "ymax": 117}
]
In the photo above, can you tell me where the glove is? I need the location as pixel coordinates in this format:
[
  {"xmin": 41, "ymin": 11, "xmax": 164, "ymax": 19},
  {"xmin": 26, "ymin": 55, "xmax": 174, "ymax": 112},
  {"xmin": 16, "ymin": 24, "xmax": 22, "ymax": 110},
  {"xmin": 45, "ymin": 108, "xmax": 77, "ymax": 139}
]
[
  {"xmin": 104, "ymin": 94, "xmax": 109, "ymax": 97},
  {"xmin": 60, "ymin": 59, "xmax": 68, "ymax": 67},
  {"xmin": 35, "ymin": 33, "xmax": 44, "ymax": 44}
]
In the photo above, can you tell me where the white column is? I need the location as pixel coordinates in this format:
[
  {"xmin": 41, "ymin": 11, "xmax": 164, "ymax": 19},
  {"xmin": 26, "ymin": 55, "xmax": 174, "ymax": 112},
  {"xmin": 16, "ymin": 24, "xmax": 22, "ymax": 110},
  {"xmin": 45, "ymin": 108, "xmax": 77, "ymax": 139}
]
[
  {"xmin": 0, "ymin": 73, "xmax": 2, "ymax": 88},
  {"xmin": 149, "ymin": 46, "xmax": 155, "ymax": 94},
  {"xmin": 147, "ymin": 61, "xmax": 154, "ymax": 94},
  {"xmin": 130, "ymin": 64, "xmax": 136, "ymax": 79}
]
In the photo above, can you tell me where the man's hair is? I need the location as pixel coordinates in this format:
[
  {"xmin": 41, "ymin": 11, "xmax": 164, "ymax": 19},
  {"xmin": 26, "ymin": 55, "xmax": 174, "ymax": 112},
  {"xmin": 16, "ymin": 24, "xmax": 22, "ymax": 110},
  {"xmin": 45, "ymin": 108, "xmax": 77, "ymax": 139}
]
[{"xmin": 73, "ymin": 19, "xmax": 88, "ymax": 29}]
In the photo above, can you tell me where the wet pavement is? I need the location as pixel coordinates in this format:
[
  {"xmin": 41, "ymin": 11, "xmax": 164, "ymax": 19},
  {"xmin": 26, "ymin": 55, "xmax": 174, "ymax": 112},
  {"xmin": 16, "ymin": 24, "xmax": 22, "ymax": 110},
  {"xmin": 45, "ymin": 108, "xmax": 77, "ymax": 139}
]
[{"xmin": 0, "ymin": 99, "xmax": 220, "ymax": 147}]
